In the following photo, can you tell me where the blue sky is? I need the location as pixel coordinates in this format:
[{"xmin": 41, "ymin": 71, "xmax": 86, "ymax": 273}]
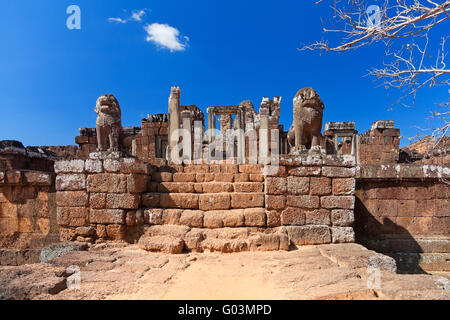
[{"xmin": 0, "ymin": 0, "xmax": 448, "ymax": 147}]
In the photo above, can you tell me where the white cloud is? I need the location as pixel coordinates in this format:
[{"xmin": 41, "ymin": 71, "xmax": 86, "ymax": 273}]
[
  {"xmin": 144, "ymin": 23, "xmax": 188, "ymax": 52},
  {"xmin": 108, "ymin": 9, "xmax": 147, "ymax": 24},
  {"xmin": 131, "ymin": 10, "xmax": 146, "ymax": 22}
]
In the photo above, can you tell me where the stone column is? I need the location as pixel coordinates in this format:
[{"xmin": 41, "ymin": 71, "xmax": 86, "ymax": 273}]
[
  {"xmin": 181, "ymin": 110, "xmax": 192, "ymax": 161},
  {"xmin": 259, "ymin": 108, "xmax": 269, "ymax": 164},
  {"xmin": 207, "ymin": 108, "xmax": 216, "ymax": 144},
  {"xmin": 168, "ymin": 86, "xmax": 181, "ymax": 150},
  {"xmin": 236, "ymin": 109, "xmax": 246, "ymax": 164}
]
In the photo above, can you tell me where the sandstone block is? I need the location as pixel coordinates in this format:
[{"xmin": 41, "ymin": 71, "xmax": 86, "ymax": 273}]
[
  {"xmin": 331, "ymin": 210, "xmax": 355, "ymax": 227},
  {"xmin": 142, "ymin": 193, "xmax": 160, "ymax": 208},
  {"xmin": 288, "ymin": 167, "xmax": 321, "ymax": 177},
  {"xmin": 234, "ymin": 182, "xmax": 264, "ymax": 193},
  {"xmin": 90, "ymin": 209, "xmax": 125, "ymax": 224},
  {"xmin": 119, "ymin": 158, "xmax": 148, "ymax": 174},
  {"xmin": 305, "ymin": 209, "xmax": 331, "ymax": 226},
  {"xmin": 286, "ymin": 226, "xmax": 331, "ymax": 246},
  {"xmin": 54, "ymin": 160, "xmax": 85, "ymax": 173},
  {"xmin": 231, "ymin": 193, "xmax": 265, "ymax": 209},
  {"xmin": 265, "ymin": 177, "xmax": 286, "ymax": 195},
  {"xmin": 322, "ymin": 167, "xmax": 356, "ymax": 178},
  {"xmin": 180, "ymin": 210, "xmax": 204, "ymax": 228},
  {"xmin": 200, "ymin": 183, "xmax": 234, "ymax": 193},
  {"xmin": 162, "ymin": 209, "xmax": 182, "ymax": 225},
  {"xmin": 145, "ymin": 209, "xmax": 163, "ymax": 225},
  {"xmin": 158, "ymin": 182, "xmax": 195, "ymax": 193},
  {"xmin": 321, "ymin": 196, "xmax": 355, "ymax": 210},
  {"xmin": 239, "ymin": 164, "xmax": 263, "ymax": 174},
  {"xmin": 139, "ymin": 236, "xmax": 184, "ymax": 254},
  {"xmin": 244, "ymin": 208, "xmax": 266, "ymax": 227},
  {"xmin": 287, "ymin": 177, "xmax": 309, "ymax": 195},
  {"xmin": 214, "ymin": 173, "xmax": 234, "ymax": 182},
  {"xmin": 267, "ymin": 211, "xmax": 281, "ymax": 227},
  {"xmin": 85, "ymin": 159, "xmax": 103, "ymax": 173},
  {"xmin": 281, "ymin": 207, "xmax": 305, "ymax": 226},
  {"xmin": 222, "ymin": 209, "xmax": 245, "ymax": 227},
  {"xmin": 144, "ymin": 225, "xmax": 190, "ymax": 238},
  {"xmin": 87, "ymin": 174, "xmax": 127, "ymax": 193},
  {"xmin": 23, "ymin": 172, "xmax": 53, "ymax": 186},
  {"xmin": 234, "ymin": 174, "xmax": 249, "ymax": 182},
  {"xmin": 106, "ymin": 193, "xmax": 140, "ymax": 210},
  {"xmin": 173, "ymin": 173, "xmax": 196, "ymax": 182},
  {"xmin": 56, "ymin": 174, "xmax": 86, "ymax": 191},
  {"xmin": 199, "ymin": 194, "xmax": 231, "ymax": 211},
  {"xmin": 203, "ymin": 211, "xmax": 224, "ymax": 228},
  {"xmin": 287, "ymin": 195, "xmax": 320, "ymax": 209},
  {"xmin": 249, "ymin": 174, "xmax": 264, "ymax": 182},
  {"xmin": 56, "ymin": 191, "xmax": 88, "ymax": 207},
  {"xmin": 265, "ymin": 195, "xmax": 286, "ymax": 210},
  {"xmin": 332, "ymin": 178, "xmax": 356, "ymax": 196},
  {"xmin": 57, "ymin": 207, "xmax": 89, "ymax": 227},
  {"xmin": 195, "ymin": 173, "xmax": 215, "ymax": 183},
  {"xmin": 103, "ymin": 159, "xmax": 120, "ymax": 173},
  {"xmin": 331, "ymin": 227, "xmax": 355, "ymax": 243},
  {"xmin": 90, "ymin": 193, "xmax": 107, "ymax": 209},
  {"xmin": 310, "ymin": 177, "xmax": 332, "ymax": 196},
  {"xmin": 160, "ymin": 194, "xmax": 199, "ymax": 209},
  {"xmin": 106, "ymin": 224, "xmax": 127, "ymax": 240},
  {"xmin": 75, "ymin": 226, "xmax": 96, "ymax": 237},
  {"xmin": 127, "ymin": 174, "xmax": 148, "ymax": 193}
]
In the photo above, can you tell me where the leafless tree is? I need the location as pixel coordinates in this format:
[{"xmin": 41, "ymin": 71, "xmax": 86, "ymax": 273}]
[{"xmin": 303, "ymin": 0, "xmax": 450, "ymax": 147}]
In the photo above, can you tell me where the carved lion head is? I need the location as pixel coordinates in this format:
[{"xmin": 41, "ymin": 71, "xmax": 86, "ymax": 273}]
[{"xmin": 293, "ymin": 87, "xmax": 324, "ymax": 110}]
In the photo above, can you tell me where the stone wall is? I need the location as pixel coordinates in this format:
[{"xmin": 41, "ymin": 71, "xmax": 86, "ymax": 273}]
[
  {"xmin": 54, "ymin": 153, "xmax": 357, "ymax": 252},
  {"xmin": 355, "ymin": 164, "xmax": 450, "ymax": 272}
]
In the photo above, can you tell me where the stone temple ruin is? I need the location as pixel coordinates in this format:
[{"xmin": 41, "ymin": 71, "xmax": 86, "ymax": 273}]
[{"xmin": 0, "ymin": 86, "xmax": 449, "ymax": 273}]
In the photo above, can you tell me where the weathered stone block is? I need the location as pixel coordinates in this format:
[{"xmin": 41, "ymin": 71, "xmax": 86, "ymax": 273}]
[
  {"xmin": 56, "ymin": 191, "xmax": 88, "ymax": 207},
  {"xmin": 56, "ymin": 174, "xmax": 86, "ymax": 191},
  {"xmin": 265, "ymin": 177, "xmax": 286, "ymax": 195},
  {"xmin": 234, "ymin": 182, "xmax": 264, "ymax": 193},
  {"xmin": 90, "ymin": 209, "xmax": 125, "ymax": 224},
  {"xmin": 195, "ymin": 173, "xmax": 215, "ymax": 183},
  {"xmin": 332, "ymin": 178, "xmax": 356, "ymax": 195},
  {"xmin": 244, "ymin": 208, "xmax": 266, "ymax": 227},
  {"xmin": 173, "ymin": 173, "xmax": 196, "ymax": 182},
  {"xmin": 234, "ymin": 174, "xmax": 249, "ymax": 182},
  {"xmin": 249, "ymin": 174, "xmax": 265, "ymax": 182},
  {"xmin": 160, "ymin": 193, "xmax": 199, "ymax": 209},
  {"xmin": 287, "ymin": 177, "xmax": 309, "ymax": 195},
  {"xmin": 287, "ymin": 195, "xmax": 320, "ymax": 209},
  {"xmin": 309, "ymin": 177, "xmax": 331, "ymax": 196},
  {"xmin": 142, "ymin": 193, "xmax": 160, "ymax": 208},
  {"xmin": 322, "ymin": 167, "xmax": 356, "ymax": 178},
  {"xmin": 85, "ymin": 159, "xmax": 103, "ymax": 173},
  {"xmin": 119, "ymin": 158, "xmax": 148, "ymax": 174},
  {"xmin": 199, "ymin": 194, "xmax": 231, "ymax": 211},
  {"xmin": 23, "ymin": 172, "xmax": 53, "ymax": 186},
  {"xmin": 87, "ymin": 174, "xmax": 127, "ymax": 193},
  {"xmin": 106, "ymin": 193, "xmax": 140, "ymax": 210},
  {"xmin": 57, "ymin": 207, "xmax": 89, "ymax": 227},
  {"xmin": 90, "ymin": 193, "xmax": 106, "ymax": 209},
  {"xmin": 180, "ymin": 210, "xmax": 204, "ymax": 228},
  {"xmin": 231, "ymin": 193, "xmax": 265, "ymax": 209},
  {"xmin": 331, "ymin": 210, "xmax": 355, "ymax": 227},
  {"xmin": 267, "ymin": 210, "xmax": 281, "ymax": 227},
  {"xmin": 331, "ymin": 227, "xmax": 355, "ymax": 243},
  {"xmin": 281, "ymin": 207, "xmax": 305, "ymax": 226},
  {"xmin": 265, "ymin": 195, "xmax": 286, "ymax": 210},
  {"xmin": 106, "ymin": 224, "xmax": 127, "ymax": 240},
  {"xmin": 158, "ymin": 182, "xmax": 195, "ymax": 193},
  {"xmin": 321, "ymin": 196, "xmax": 355, "ymax": 210},
  {"xmin": 288, "ymin": 167, "xmax": 321, "ymax": 177},
  {"xmin": 145, "ymin": 209, "xmax": 163, "ymax": 225},
  {"xmin": 139, "ymin": 235, "xmax": 184, "ymax": 254},
  {"xmin": 286, "ymin": 226, "xmax": 331, "ymax": 245},
  {"xmin": 54, "ymin": 160, "xmax": 85, "ymax": 173},
  {"xmin": 305, "ymin": 209, "xmax": 331, "ymax": 225},
  {"xmin": 239, "ymin": 164, "xmax": 263, "ymax": 174},
  {"xmin": 162, "ymin": 209, "xmax": 182, "ymax": 225},
  {"xmin": 127, "ymin": 174, "xmax": 148, "ymax": 193},
  {"xmin": 203, "ymin": 211, "xmax": 224, "ymax": 228},
  {"xmin": 223, "ymin": 209, "xmax": 245, "ymax": 227},
  {"xmin": 5, "ymin": 171, "xmax": 22, "ymax": 184},
  {"xmin": 103, "ymin": 159, "xmax": 120, "ymax": 173},
  {"xmin": 214, "ymin": 173, "xmax": 234, "ymax": 182},
  {"xmin": 198, "ymin": 183, "xmax": 233, "ymax": 193},
  {"xmin": 152, "ymin": 172, "xmax": 173, "ymax": 182}
]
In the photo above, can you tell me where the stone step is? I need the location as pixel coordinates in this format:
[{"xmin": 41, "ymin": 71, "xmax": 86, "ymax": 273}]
[{"xmin": 138, "ymin": 225, "xmax": 290, "ymax": 254}]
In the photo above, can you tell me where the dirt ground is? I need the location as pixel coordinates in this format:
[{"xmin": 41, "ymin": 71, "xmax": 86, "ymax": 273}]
[{"xmin": 0, "ymin": 243, "xmax": 449, "ymax": 300}]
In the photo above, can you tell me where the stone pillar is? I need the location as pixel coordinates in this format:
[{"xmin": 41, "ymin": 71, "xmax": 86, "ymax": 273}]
[
  {"xmin": 259, "ymin": 108, "xmax": 269, "ymax": 164},
  {"xmin": 168, "ymin": 86, "xmax": 181, "ymax": 150},
  {"xmin": 236, "ymin": 108, "xmax": 246, "ymax": 163},
  {"xmin": 181, "ymin": 110, "xmax": 192, "ymax": 161},
  {"xmin": 207, "ymin": 108, "xmax": 216, "ymax": 144}
]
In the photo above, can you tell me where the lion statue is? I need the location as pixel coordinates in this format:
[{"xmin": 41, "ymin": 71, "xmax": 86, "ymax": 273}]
[
  {"xmin": 288, "ymin": 87, "xmax": 324, "ymax": 152},
  {"xmin": 95, "ymin": 94, "xmax": 122, "ymax": 152}
]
